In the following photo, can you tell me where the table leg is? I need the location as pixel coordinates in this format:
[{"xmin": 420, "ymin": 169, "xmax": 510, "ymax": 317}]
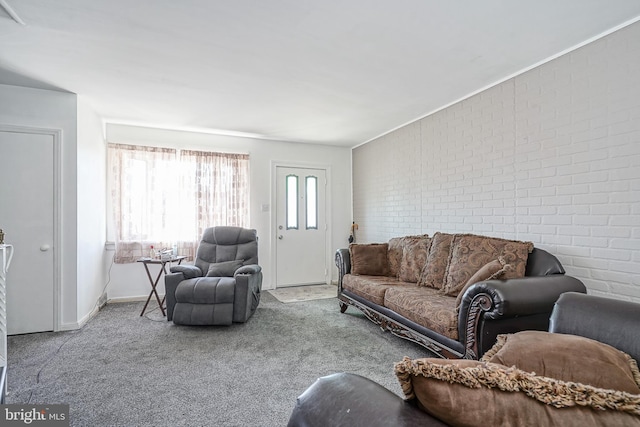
[{"xmin": 140, "ymin": 262, "xmax": 167, "ymax": 316}]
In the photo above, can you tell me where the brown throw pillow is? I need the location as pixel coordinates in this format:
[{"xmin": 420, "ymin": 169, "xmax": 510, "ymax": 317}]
[
  {"xmin": 394, "ymin": 357, "xmax": 640, "ymax": 427},
  {"xmin": 454, "ymin": 257, "xmax": 513, "ymax": 309},
  {"xmin": 398, "ymin": 236, "xmax": 431, "ymax": 283},
  {"xmin": 442, "ymin": 234, "xmax": 533, "ymax": 297},
  {"xmin": 418, "ymin": 232, "xmax": 454, "ymax": 289},
  {"xmin": 481, "ymin": 331, "xmax": 640, "ymax": 394},
  {"xmin": 349, "ymin": 243, "xmax": 390, "ymax": 276},
  {"xmin": 206, "ymin": 260, "xmax": 244, "ymax": 277}
]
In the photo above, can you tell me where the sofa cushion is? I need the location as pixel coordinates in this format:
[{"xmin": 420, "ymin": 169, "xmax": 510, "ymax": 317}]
[
  {"xmin": 442, "ymin": 234, "xmax": 534, "ymax": 297},
  {"xmin": 342, "ymin": 274, "xmax": 414, "ymax": 306},
  {"xmin": 384, "ymin": 287, "xmax": 458, "ymax": 339},
  {"xmin": 349, "ymin": 243, "xmax": 390, "ymax": 276},
  {"xmin": 394, "ymin": 357, "xmax": 640, "ymax": 427},
  {"xmin": 206, "ymin": 260, "xmax": 244, "ymax": 277},
  {"xmin": 398, "ymin": 236, "xmax": 431, "ymax": 283},
  {"xmin": 418, "ymin": 232, "xmax": 454, "ymax": 289},
  {"xmin": 481, "ymin": 331, "xmax": 640, "ymax": 394},
  {"xmin": 454, "ymin": 257, "xmax": 513, "ymax": 310},
  {"xmin": 387, "ymin": 237, "xmax": 405, "ymax": 278}
]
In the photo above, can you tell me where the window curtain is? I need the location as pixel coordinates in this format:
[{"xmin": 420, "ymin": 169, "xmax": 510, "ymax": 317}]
[
  {"xmin": 174, "ymin": 150, "xmax": 250, "ymax": 259},
  {"xmin": 108, "ymin": 143, "xmax": 250, "ymax": 263}
]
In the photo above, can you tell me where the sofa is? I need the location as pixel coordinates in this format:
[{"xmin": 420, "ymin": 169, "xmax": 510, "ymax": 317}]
[
  {"xmin": 336, "ymin": 232, "xmax": 586, "ymax": 359},
  {"xmin": 288, "ymin": 292, "xmax": 640, "ymax": 426}
]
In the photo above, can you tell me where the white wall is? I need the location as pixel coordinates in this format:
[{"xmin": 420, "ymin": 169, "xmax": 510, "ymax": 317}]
[
  {"xmin": 353, "ymin": 21, "xmax": 640, "ymax": 301},
  {"xmin": 77, "ymin": 97, "xmax": 108, "ymax": 323},
  {"xmin": 105, "ymin": 123, "xmax": 352, "ymax": 300},
  {"xmin": 0, "ymin": 84, "xmax": 79, "ymax": 329}
]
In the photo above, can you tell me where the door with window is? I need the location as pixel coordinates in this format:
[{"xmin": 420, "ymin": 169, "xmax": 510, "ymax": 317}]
[{"xmin": 276, "ymin": 167, "xmax": 327, "ymax": 287}]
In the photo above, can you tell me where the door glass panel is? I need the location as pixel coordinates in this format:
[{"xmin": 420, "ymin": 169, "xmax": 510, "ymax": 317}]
[
  {"xmin": 286, "ymin": 174, "xmax": 298, "ymax": 229},
  {"xmin": 306, "ymin": 175, "xmax": 317, "ymax": 229}
]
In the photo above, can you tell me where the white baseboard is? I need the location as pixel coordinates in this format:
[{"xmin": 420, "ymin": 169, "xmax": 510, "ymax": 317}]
[{"xmin": 107, "ymin": 295, "xmax": 164, "ymax": 303}]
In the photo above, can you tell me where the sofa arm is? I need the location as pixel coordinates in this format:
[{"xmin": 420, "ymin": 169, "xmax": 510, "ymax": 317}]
[
  {"xmin": 335, "ymin": 249, "xmax": 351, "ymax": 291},
  {"xmin": 287, "ymin": 373, "xmax": 448, "ymax": 427},
  {"xmin": 457, "ymin": 274, "xmax": 586, "ymax": 358}
]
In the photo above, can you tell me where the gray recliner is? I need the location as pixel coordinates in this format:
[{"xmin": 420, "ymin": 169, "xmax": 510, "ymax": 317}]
[{"xmin": 164, "ymin": 226, "xmax": 262, "ymax": 325}]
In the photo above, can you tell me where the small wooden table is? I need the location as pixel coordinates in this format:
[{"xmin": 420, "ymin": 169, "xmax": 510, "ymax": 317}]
[{"xmin": 137, "ymin": 256, "xmax": 186, "ymax": 316}]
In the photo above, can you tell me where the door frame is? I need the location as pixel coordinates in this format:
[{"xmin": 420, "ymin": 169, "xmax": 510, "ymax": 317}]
[
  {"xmin": 270, "ymin": 161, "xmax": 332, "ymax": 290},
  {"xmin": 0, "ymin": 124, "xmax": 62, "ymax": 332}
]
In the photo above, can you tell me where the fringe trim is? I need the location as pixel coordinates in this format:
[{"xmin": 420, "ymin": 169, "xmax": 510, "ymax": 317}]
[
  {"xmin": 480, "ymin": 333, "xmax": 508, "ymax": 362},
  {"xmin": 394, "ymin": 357, "xmax": 640, "ymax": 416}
]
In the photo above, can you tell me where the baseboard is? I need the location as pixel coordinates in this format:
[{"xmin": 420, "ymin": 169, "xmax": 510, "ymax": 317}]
[
  {"xmin": 58, "ymin": 305, "xmax": 98, "ymax": 331},
  {"xmin": 107, "ymin": 295, "xmax": 165, "ymax": 303}
]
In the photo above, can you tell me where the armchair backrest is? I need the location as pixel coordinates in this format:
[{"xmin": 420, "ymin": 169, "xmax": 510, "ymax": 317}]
[{"xmin": 194, "ymin": 226, "xmax": 259, "ymax": 274}]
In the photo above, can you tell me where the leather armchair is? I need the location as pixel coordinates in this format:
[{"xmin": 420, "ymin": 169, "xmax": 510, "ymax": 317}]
[{"xmin": 164, "ymin": 226, "xmax": 262, "ymax": 325}]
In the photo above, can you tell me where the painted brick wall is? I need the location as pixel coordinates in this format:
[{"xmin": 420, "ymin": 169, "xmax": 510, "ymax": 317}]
[{"xmin": 352, "ymin": 21, "xmax": 640, "ymax": 301}]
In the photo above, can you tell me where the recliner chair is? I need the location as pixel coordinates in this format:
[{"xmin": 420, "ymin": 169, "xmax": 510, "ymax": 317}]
[{"xmin": 164, "ymin": 226, "xmax": 262, "ymax": 325}]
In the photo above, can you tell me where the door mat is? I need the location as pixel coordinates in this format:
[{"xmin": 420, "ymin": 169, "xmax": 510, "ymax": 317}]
[{"xmin": 267, "ymin": 284, "xmax": 337, "ymax": 303}]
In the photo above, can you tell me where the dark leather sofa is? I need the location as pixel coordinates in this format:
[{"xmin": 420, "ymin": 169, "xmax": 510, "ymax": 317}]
[{"xmin": 288, "ymin": 292, "xmax": 640, "ymax": 426}]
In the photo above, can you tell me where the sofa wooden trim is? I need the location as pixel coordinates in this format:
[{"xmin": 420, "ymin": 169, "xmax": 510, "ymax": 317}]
[{"xmin": 336, "ymin": 246, "xmax": 586, "ymax": 359}]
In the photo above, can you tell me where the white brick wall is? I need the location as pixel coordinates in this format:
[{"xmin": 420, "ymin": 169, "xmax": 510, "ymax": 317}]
[{"xmin": 352, "ymin": 21, "xmax": 640, "ymax": 301}]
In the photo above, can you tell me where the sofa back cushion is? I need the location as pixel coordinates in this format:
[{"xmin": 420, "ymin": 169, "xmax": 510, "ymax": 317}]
[
  {"xmin": 350, "ymin": 243, "xmax": 390, "ymax": 276},
  {"xmin": 418, "ymin": 232, "xmax": 454, "ymax": 289},
  {"xmin": 387, "ymin": 237, "xmax": 405, "ymax": 278},
  {"xmin": 442, "ymin": 234, "xmax": 533, "ymax": 297},
  {"xmin": 398, "ymin": 235, "xmax": 431, "ymax": 283}
]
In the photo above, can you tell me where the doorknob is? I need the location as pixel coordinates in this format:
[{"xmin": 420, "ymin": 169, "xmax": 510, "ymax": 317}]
[
  {"xmin": 278, "ymin": 235, "xmax": 283, "ymax": 240},
  {"xmin": 40, "ymin": 244, "xmax": 50, "ymax": 251}
]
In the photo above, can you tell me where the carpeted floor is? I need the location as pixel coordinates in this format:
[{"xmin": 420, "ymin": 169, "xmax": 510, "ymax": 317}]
[
  {"xmin": 267, "ymin": 284, "xmax": 337, "ymax": 303},
  {"xmin": 7, "ymin": 293, "xmax": 434, "ymax": 426}
]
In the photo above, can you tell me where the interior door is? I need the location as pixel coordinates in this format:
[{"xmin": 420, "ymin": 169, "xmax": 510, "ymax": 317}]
[
  {"xmin": 0, "ymin": 130, "xmax": 55, "ymax": 335},
  {"xmin": 276, "ymin": 167, "xmax": 327, "ymax": 287}
]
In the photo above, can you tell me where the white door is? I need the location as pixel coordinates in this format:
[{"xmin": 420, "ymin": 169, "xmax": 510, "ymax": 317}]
[
  {"xmin": 276, "ymin": 167, "xmax": 327, "ymax": 287},
  {"xmin": 0, "ymin": 130, "xmax": 55, "ymax": 335}
]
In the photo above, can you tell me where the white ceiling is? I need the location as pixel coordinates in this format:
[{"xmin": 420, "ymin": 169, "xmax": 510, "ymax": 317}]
[{"xmin": 1, "ymin": 1, "xmax": 639, "ymax": 147}]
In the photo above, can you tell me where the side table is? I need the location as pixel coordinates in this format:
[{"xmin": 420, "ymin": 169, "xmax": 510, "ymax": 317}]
[{"xmin": 137, "ymin": 256, "xmax": 186, "ymax": 316}]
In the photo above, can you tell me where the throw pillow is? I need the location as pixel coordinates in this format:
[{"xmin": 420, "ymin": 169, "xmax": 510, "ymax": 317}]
[
  {"xmin": 454, "ymin": 257, "xmax": 513, "ymax": 310},
  {"xmin": 206, "ymin": 260, "xmax": 244, "ymax": 277},
  {"xmin": 387, "ymin": 237, "xmax": 405, "ymax": 278},
  {"xmin": 481, "ymin": 331, "xmax": 640, "ymax": 394},
  {"xmin": 442, "ymin": 234, "xmax": 533, "ymax": 297},
  {"xmin": 349, "ymin": 243, "xmax": 390, "ymax": 276},
  {"xmin": 394, "ymin": 357, "xmax": 640, "ymax": 427},
  {"xmin": 418, "ymin": 232, "xmax": 454, "ymax": 289},
  {"xmin": 398, "ymin": 236, "xmax": 431, "ymax": 283}
]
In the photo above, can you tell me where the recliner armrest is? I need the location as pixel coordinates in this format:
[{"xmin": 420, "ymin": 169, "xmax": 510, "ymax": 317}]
[
  {"xmin": 234, "ymin": 264, "xmax": 261, "ymax": 276},
  {"xmin": 169, "ymin": 264, "xmax": 203, "ymax": 279}
]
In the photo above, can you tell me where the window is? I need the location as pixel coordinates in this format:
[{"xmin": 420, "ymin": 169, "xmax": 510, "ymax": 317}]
[
  {"xmin": 286, "ymin": 174, "xmax": 298, "ymax": 229},
  {"xmin": 305, "ymin": 175, "xmax": 317, "ymax": 229},
  {"xmin": 108, "ymin": 143, "xmax": 249, "ymax": 263}
]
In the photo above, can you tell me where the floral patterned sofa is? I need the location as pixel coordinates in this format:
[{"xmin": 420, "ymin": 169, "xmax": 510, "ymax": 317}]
[{"xmin": 336, "ymin": 232, "xmax": 586, "ymax": 359}]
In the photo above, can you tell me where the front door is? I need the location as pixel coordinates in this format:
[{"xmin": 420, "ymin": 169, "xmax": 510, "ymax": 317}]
[
  {"xmin": 275, "ymin": 166, "xmax": 327, "ymax": 287},
  {"xmin": 0, "ymin": 129, "xmax": 55, "ymax": 335}
]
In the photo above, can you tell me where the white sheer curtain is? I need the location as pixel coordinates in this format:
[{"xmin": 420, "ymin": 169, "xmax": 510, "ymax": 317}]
[{"xmin": 108, "ymin": 143, "xmax": 250, "ymax": 263}]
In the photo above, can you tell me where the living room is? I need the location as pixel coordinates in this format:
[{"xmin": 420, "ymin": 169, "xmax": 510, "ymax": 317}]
[{"xmin": 1, "ymin": 1, "xmax": 640, "ymax": 426}]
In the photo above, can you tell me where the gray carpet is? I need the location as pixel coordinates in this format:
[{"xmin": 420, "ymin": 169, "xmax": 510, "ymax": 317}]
[{"xmin": 7, "ymin": 293, "xmax": 434, "ymax": 426}]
